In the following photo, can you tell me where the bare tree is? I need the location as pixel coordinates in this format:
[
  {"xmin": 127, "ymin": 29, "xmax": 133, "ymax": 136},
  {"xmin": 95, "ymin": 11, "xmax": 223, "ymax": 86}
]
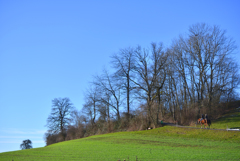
[
  {"xmin": 111, "ymin": 47, "xmax": 136, "ymax": 120},
  {"xmin": 20, "ymin": 139, "xmax": 32, "ymax": 150},
  {"xmin": 97, "ymin": 91, "xmax": 111, "ymax": 122},
  {"xmin": 82, "ymin": 86, "xmax": 100, "ymax": 126},
  {"xmin": 67, "ymin": 109, "xmax": 86, "ymax": 140},
  {"xmin": 132, "ymin": 43, "xmax": 168, "ymax": 127},
  {"xmin": 78, "ymin": 23, "xmax": 239, "ymax": 130},
  {"xmin": 71, "ymin": 109, "xmax": 86, "ymax": 128},
  {"xmin": 170, "ymin": 23, "xmax": 239, "ymax": 118},
  {"xmin": 46, "ymin": 97, "xmax": 74, "ymax": 140},
  {"xmin": 93, "ymin": 69, "xmax": 122, "ymax": 121}
]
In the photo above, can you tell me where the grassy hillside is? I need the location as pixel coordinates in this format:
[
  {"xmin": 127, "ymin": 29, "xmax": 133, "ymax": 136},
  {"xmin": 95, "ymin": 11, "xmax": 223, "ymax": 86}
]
[
  {"xmin": 1, "ymin": 126, "xmax": 240, "ymax": 161},
  {"xmin": 211, "ymin": 107, "xmax": 240, "ymax": 129},
  {"xmin": 1, "ymin": 108, "xmax": 240, "ymax": 160}
]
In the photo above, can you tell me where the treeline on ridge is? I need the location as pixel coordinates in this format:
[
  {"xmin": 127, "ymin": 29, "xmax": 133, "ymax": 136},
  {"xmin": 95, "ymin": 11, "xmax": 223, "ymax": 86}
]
[{"xmin": 45, "ymin": 23, "xmax": 240, "ymax": 146}]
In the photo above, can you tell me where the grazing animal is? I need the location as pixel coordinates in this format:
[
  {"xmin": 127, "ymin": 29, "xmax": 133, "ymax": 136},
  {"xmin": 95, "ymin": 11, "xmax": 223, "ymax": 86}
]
[{"xmin": 197, "ymin": 118, "xmax": 211, "ymax": 128}]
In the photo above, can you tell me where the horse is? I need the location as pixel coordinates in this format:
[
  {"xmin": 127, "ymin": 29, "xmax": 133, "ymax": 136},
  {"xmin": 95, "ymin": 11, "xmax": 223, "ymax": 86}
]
[{"xmin": 197, "ymin": 118, "xmax": 211, "ymax": 129}]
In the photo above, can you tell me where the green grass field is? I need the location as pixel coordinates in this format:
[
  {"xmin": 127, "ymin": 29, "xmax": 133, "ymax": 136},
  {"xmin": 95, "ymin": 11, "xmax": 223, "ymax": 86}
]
[
  {"xmin": 1, "ymin": 127, "xmax": 239, "ymax": 161},
  {"xmin": 1, "ymin": 109, "xmax": 240, "ymax": 161}
]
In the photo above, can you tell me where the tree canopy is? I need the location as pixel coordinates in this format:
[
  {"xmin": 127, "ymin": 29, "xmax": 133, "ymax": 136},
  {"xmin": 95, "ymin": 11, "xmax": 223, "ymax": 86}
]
[{"xmin": 20, "ymin": 139, "xmax": 32, "ymax": 150}]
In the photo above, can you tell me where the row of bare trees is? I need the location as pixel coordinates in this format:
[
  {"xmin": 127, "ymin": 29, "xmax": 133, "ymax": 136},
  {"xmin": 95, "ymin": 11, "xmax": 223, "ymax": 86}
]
[
  {"xmin": 82, "ymin": 23, "xmax": 239, "ymax": 128},
  {"xmin": 45, "ymin": 23, "xmax": 240, "ymax": 145},
  {"xmin": 169, "ymin": 23, "xmax": 239, "ymax": 122}
]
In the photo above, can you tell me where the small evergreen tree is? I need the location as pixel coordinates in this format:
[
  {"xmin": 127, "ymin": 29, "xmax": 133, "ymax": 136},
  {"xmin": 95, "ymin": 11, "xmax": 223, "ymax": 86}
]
[{"xmin": 20, "ymin": 139, "xmax": 32, "ymax": 150}]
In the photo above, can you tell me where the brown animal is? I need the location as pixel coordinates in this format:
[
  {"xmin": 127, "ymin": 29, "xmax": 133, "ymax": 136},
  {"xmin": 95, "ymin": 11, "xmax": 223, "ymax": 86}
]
[{"xmin": 197, "ymin": 118, "xmax": 211, "ymax": 129}]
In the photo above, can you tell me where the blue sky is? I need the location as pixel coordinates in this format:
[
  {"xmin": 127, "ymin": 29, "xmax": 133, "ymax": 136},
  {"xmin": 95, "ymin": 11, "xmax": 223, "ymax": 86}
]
[{"xmin": 0, "ymin": 0, "xmax": 240, "ymax": 153}]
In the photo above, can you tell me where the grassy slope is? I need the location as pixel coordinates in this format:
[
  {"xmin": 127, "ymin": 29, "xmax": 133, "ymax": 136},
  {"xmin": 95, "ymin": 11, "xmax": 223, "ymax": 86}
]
[
  {"xmin": 0, "ymin": 126, "xmax": 240, "ymax": 161},
  {"xmin": 1, "ymin": 109, "xmax": 240, "ymax": 161},
  {"xmin": 211, "ymin": 108, "xmax": 240, "ymax": 129}
]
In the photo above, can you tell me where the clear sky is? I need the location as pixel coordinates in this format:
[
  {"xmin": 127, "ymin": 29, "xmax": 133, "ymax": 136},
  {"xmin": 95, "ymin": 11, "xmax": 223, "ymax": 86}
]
[{"xmin": 0, "ymin": 0, "xmax": 239, "ymax": 153}]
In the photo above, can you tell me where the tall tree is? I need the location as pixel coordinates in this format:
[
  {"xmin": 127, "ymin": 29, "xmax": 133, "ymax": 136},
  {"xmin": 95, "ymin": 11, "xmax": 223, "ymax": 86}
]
[
  {"xmin": 46, "ymin": 97, "xmax": 74, "ymax": 140},
  {"xmin": 111, "ymin": 47, "xmax": 136, "ymax": 120},
  {"xmin": 132, "ymin": 43, "xmax": 167, "ymax": 127},
  {"xmin": 93, "ymin": 69, "xmax": 122, "ymax": 121}
]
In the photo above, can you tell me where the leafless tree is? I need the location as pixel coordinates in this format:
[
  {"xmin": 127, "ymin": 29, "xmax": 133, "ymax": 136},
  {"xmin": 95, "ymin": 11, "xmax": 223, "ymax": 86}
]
[
  {"xmin": 93, "ymin": 69, "xmax": 122, "ymax": 121},
  {"xmin": 71, "ymin": 109, "xmax": 86, "ymax": 128},
  {"xmin": 78, "ymin": 23, "xmax": 239, "ymax": 130},
  {"xmin": 111, "ymin": 47, "xmax": 136, "ymax": 120},
  {"xmin": 132, "ymin": 43, "xmax": 168, "ymax": 127},
  {"xmin": 46, "ymin": 97, "xmax": 74, "ymax": 140},
  {"xmin": 97, "ymin": 91, "xmax": 111, "ymax": 122},
  {"xmin": 66, "ymin": 109, "xmax": 86, "ymax": 140},
  {"xmin": 82, "ymin": 86, "xmax": 100, "ymax": 126},
  {"xmin": 170, "ymin": 23, "xmax": 239, "ymax": 118}
]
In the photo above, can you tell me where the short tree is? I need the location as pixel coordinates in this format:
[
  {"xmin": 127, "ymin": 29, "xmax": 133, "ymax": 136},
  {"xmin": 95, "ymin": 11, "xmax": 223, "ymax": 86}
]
[
  {"xmin": 20, "ymin": 139, "xmax": 32, "ymax": 150},
  {"xmin": 46, "ymin": 97, "xmax": 74, "ymax": 140}
]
